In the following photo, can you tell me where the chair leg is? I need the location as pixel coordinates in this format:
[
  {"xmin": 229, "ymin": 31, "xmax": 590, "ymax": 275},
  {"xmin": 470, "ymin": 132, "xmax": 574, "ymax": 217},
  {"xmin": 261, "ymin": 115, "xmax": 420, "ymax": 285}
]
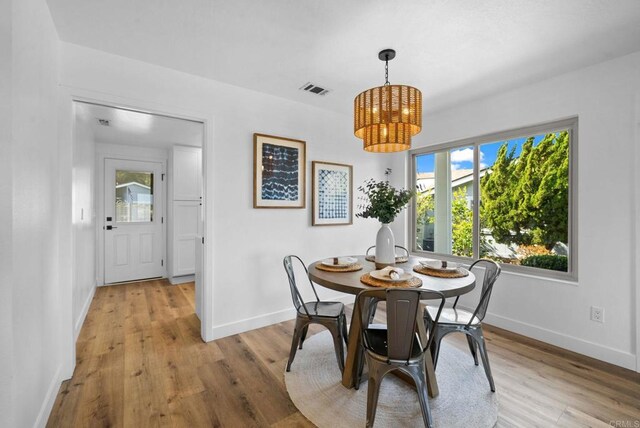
[
  {"xmin": 286, "ymin": 318, "xmax": 307, "ymax": 372},
  {"xmin": 365, "ymin": 356, "xmax": 393, "ymax": 428},
  {"xmin": 356, "ymin": 297, "xmax": 376, "ymax": 390},
  {"xmin": 298, "ymin": 325, "xmax": 309, "ymax": 350},
  {"xmin": 471, "ymin": 329, "xmax": 495, "ymax": 392},
  {"xmin": 366, "ymin": 375, "xmax": 380, "ymax": 428},
  {"xmin": 341, "ymin": 314, "xmax": 349, "ymax": 345},
  {"xmin": 466, "ymin": 334, "xmax": 479, "ymax": 366},
  {"xmin": 354, "ymin": 344, "xmax": 366, "ymax": 390},
  {"xmin": 423, "ymin": 314, "xmax": 432, "ymax": 333},
  {"xmin": 328, "ymin": 323, "xmax": 345, "ymax": 373},
  {"xmin": 430, "ymin": 328, "xmax": 445, "ymax": 370},
  {"xmin": 367, "ymin": 299, "xmax": 378, "ymax": 325},
  {"xmin": 405, "ymin": 362, "xmax": 434, "ymax": 428}
]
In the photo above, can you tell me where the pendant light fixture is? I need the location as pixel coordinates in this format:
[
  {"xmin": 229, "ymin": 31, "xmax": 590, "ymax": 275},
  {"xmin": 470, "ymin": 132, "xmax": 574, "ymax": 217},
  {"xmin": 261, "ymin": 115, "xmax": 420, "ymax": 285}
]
[{"xmin": 354, "ymin": 49, "xmax": 422, "ymax": 153}]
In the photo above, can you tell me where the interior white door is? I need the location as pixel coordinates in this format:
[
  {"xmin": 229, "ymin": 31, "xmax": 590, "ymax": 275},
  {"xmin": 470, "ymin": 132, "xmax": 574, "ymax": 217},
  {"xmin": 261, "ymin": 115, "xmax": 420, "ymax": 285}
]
[{"xmin": 104, "ymin": 159, "xmax": 165, "ymax": 284}]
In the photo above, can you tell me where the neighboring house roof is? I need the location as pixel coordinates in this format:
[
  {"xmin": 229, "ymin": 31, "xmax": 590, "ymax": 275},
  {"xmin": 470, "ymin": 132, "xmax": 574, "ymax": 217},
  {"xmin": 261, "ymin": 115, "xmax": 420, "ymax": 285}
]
[
  {"xmin": 115, "ymin": 182, "xmax": 150, "ymax": 190},
  {"xmin": 416, "ymin": 168, "xmax": 488, "ymax": 193},
  {"xmin": 416, "ymin": 169, "xmax": 473, "ymax": 181}
]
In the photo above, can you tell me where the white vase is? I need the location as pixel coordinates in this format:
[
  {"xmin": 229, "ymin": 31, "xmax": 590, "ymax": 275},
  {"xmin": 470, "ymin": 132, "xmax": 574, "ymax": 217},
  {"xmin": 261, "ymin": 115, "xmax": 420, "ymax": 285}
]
[{"xmin": 375, "ymin": 223, "xmax": 395, "ymax": 269}]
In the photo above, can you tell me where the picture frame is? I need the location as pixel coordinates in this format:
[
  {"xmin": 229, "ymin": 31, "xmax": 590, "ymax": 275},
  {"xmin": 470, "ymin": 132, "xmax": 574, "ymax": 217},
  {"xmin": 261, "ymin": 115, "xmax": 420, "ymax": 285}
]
[
  {"xmin": 312, "ymin": 161, "xmax": 353, "ymax": 226},
  {"xmin": 253, "ymin": 133, "xmax": 306, "ymax": 208}
]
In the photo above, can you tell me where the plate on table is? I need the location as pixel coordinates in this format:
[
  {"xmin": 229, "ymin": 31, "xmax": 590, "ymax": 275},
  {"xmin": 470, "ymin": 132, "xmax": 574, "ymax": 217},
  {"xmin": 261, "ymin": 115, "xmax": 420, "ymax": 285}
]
[
  {"xmin": 419, "ymin": 259, "xmax": 460, "ymax": 272},
  {"xmin": 321, "ymin": 256, "xmax": 358, "ymax": 267},
  {"xmin": 370, "ymin": 269, "xmax": 414, "ymax": 283}
]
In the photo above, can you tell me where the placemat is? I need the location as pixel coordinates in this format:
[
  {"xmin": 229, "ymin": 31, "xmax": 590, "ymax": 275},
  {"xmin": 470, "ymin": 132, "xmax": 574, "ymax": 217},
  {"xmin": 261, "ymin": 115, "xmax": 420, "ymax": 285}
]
[
  {"xmin": 360, "ymin": 273, "xmax": 422, "ymax": 288},
  {"xmin": 364, "ymin": 256, "xmax": 409, "ymax": 264},
  {"xmin": 315, "ymin": 263, "xmax": 363, "ymax": 273},
  {"xmin": 413, "ymin": 265, "xmax": 470, "ymax": 278}
]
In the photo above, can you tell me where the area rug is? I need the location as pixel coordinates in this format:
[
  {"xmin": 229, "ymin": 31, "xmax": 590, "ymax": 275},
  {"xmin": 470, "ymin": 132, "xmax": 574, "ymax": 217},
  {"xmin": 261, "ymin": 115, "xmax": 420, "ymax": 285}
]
[{"xmin": 284, "ymin": 331, "xmax": 498, "ymax": 428}]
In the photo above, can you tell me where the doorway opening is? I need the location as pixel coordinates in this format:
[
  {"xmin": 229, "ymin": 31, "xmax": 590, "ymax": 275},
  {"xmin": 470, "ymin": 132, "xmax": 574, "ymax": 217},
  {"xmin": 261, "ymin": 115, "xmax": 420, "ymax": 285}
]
[{"xmin": 72, "ymin": 100, "xmax": 206, "ymax": 334}]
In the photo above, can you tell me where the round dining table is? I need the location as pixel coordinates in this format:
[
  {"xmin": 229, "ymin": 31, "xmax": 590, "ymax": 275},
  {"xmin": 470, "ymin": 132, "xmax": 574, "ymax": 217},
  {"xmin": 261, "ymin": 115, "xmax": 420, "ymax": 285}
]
[{"xmin": 308, "ymin": 255, "xmax": 476, "ymax": 396}]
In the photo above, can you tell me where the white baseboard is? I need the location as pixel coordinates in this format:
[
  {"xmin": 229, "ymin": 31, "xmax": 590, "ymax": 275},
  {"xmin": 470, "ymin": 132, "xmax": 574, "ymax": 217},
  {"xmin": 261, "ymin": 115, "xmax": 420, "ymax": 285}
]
[
  {"xmin": 211, "ymin": 293, "xmax": 354, "ymax": 340},
  {"xmin": 169, "ymin": 274, "xmax": 195, "ymax": 285},
  {"xmin": 33, "ymin": 363, "xmax": 62, "ymax": 428},
  {"xmin": 212, "ymin": 307, "xmax": 297, "ymax": 339},
  {"xmin": 74, "ymin": 285, "xmax": 96, "ymax": 342},
  {"xmin": 472, "ymin": 308, "xmax": 637, "ymax": 370}
]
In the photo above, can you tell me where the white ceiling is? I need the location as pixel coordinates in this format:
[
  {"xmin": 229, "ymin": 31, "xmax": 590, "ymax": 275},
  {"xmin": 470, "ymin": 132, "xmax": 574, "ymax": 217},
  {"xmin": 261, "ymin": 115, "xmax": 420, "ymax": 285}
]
[
  {"xmin": 75, "ymin": 102, "xmax": 203, "ymax": 149},
  {"xmin": 50, "ymin": 0, "xmax": 640, "ymax": 115}
]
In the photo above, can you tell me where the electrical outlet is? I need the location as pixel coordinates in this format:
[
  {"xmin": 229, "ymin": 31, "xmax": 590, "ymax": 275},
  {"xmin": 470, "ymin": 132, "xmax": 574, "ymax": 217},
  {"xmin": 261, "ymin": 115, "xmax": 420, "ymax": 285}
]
[{"xmin": 590, "ymin": 306, "xmax": 604, "ymax": 323}]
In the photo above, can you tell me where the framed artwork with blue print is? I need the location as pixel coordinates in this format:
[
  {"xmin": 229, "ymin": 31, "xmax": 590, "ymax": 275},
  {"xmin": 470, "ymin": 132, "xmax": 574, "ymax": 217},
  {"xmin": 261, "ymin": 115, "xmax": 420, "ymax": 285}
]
[
  {"xmin": 253, "ymin": 133, "xmax": 306, "ymax": 208},
  {"xmin": 312, "ymin": 161, "xmax": 353, "ymax": 226}
]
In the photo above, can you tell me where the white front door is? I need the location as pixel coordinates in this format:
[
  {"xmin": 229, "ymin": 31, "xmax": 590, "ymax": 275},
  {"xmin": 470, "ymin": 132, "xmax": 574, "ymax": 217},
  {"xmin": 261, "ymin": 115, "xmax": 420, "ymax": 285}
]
[{"xmin": 104, "ymin": 159, "xmax": 165, "ymax": 284}]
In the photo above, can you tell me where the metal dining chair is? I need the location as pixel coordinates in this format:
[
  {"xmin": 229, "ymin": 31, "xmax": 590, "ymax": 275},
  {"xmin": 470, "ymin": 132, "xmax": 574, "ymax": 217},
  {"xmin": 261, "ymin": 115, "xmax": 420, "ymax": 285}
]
[
  {"xmin": 365, "ymin": 245, "xmax": 410, "ymax": 261},
  {"xmin": 424, "ymin": 259, "xmax": 501, "ymax": 392},
  {"xmin": 356, "ymin": 288, "xmax": 446, "ymax": 428},
  {"xmin": 283, "ymin": 255, "xmax": 348, "ymax": 373},
  {"xmin": 363, "ymin": 245, "xmax": 409, "ymax": 321}
]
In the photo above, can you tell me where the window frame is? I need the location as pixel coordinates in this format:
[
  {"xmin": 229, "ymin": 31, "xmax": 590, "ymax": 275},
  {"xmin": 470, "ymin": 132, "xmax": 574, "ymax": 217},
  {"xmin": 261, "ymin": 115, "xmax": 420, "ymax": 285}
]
[{"xmin": 408, "ymin": 117, "xmax": 578, "ymax": 281}]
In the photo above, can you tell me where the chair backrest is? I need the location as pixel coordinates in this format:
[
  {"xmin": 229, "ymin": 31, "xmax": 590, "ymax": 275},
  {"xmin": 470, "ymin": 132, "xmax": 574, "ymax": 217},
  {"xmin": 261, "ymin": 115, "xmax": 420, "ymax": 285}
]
[
  {"xmin": 357, "ymin": 288, "xmax": 445, "ymax": 363},
  {"xmin": 283, "ymin": 255, "xmax": 320, "ymax": 317},
  {"xmin": 468, "ymin": 259, "xmax": 501, "ymax": 323},
  {"xmin": 365, "ymin": 245, "xmax": 410, "ymax": 258}
]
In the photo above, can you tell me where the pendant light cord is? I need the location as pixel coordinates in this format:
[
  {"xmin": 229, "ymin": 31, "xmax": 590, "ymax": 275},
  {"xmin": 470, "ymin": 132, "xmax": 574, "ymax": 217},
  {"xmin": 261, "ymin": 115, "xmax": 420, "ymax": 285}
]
[{"xmin": 384, "ymin": 56, "xmax": 390, "ymax": 86}]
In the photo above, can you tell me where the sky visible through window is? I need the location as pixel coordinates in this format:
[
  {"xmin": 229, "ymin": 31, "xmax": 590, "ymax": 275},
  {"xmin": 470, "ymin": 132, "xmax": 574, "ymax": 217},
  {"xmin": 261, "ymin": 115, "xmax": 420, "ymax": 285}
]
[{"xmin": 416, "ymin": 135, "xmax": 545, "ymax": 173}]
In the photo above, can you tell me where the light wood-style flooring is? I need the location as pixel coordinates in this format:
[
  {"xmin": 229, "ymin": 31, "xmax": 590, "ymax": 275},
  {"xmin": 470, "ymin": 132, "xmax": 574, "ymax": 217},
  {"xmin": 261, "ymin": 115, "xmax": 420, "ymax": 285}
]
[{"xmin": 47, "ymin": 279, "xmax": 640, "ymax": 427}]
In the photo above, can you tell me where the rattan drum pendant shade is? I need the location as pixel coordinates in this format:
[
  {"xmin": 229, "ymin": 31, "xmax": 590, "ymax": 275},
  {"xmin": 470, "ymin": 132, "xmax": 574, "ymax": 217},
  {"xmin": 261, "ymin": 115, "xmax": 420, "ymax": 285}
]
[{"xmin": 354, "ymin": 50, "xmax": 422, "ymax": 153}]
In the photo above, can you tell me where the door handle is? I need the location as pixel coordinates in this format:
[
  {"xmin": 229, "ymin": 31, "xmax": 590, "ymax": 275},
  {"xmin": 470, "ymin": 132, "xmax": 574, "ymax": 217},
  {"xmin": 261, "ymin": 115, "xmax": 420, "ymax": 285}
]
[{"xmin": 105, "ymin": 225, "xmax": 118, "ymax": 230}]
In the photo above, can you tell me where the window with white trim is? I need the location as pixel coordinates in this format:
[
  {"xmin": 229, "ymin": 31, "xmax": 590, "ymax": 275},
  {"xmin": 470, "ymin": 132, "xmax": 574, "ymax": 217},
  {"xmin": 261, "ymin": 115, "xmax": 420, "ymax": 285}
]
[{"xmin": 409, "ymin": 118, "xmax": 577, "ymax": 279}]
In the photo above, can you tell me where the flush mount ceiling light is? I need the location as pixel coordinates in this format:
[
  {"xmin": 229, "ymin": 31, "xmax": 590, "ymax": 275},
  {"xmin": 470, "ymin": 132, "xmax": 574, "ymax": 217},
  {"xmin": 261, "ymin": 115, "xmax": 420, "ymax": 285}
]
[{"xmin": 354, "ymin": 49, "xmax": 422, "ymax": 153}]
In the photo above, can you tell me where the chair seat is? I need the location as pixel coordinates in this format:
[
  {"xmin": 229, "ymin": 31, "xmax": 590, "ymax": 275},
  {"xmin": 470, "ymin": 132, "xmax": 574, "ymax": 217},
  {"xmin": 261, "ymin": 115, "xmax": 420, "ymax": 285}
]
[
  {"xmin": 425, "ymin": 306, "xmax": 481, "ymax": 326},
  {"xmin": 298, "ymin": 301, "xmax": 344, "ymax": 318},
  {"xmin": 363, "ymin": 328, "xmax": 423, "ymax": 360}
]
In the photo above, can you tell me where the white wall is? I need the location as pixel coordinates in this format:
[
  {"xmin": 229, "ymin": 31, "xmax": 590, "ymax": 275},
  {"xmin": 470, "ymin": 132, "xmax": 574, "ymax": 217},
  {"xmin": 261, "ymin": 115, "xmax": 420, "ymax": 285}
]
[
  {"xmin": 60, "ymin": 42, "xmax": 388, "ymax": 338},
  {"xmin": 9, "ymin": 0, "xmax": 66, "ymax": 426},
  {"xmin": 72, "ymin": 115, "xmax": 96, "ymax": 339},
  {"xmin": 0, "ymin": 0, "xmax": 14, "ymax": 424},
  {"xmin": 393, "ymin": 51, "xmax": 640, "ymax": 370}
]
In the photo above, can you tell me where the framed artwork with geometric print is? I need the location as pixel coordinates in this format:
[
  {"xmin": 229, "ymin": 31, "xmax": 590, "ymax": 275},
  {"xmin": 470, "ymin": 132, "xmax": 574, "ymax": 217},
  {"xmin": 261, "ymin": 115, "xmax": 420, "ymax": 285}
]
[
  {"xmin": 311, "ymin": 161, "xmax": 353, "ymax": 226},
  {"xmin": 253, "ymin": 133, "xmax": 306, "ymax": 208}
]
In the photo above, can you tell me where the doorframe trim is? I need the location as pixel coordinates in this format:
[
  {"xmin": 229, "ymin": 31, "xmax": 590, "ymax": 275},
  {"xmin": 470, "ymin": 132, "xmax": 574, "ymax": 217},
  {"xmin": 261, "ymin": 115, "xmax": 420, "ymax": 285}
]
[
  {"xmin": 98, "ymin": 154, "xmax": 168, "ymax": 285},
  {"xmin": 635, "ymin": 91, "xmax": 640, "ymax": 373},
  {"xmin": 59, "ymin": 86, "xmax": 216, "ymax": 380}
]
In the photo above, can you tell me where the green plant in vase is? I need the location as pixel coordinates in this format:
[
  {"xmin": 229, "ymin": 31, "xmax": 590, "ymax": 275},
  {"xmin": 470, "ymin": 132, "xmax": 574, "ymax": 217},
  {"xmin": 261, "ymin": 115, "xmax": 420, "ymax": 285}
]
[{"xmin": 357, "ymin": 169, "xmax": 415, "ymax": 267}]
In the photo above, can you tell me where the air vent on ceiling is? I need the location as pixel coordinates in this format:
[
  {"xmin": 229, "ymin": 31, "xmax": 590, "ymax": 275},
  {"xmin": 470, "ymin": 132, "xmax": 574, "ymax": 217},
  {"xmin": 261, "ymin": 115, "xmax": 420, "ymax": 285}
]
[
  {"xmin": 299, "ymin": 82, "xmax": 330, "ymax": 96},
  {"xmin": 97, "ymin": 119, "xmax": 110, "ymax": 126}
]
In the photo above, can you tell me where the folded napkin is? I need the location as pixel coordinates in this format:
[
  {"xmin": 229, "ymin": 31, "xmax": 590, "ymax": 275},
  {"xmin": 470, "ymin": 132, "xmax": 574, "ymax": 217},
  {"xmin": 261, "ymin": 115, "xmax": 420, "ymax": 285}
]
[{"xmin": 380, "ymin": 266, "xmax": 404, "ymax": 280}]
